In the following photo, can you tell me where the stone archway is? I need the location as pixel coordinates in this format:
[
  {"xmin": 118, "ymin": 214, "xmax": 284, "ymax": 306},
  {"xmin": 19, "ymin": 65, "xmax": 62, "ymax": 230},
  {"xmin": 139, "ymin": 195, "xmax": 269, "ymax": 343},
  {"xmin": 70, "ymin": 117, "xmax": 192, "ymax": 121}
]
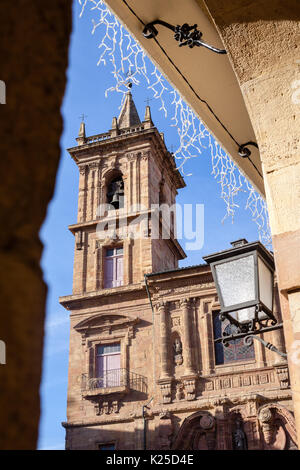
[{"xmin": 172, "ymin": 411, "xmax": 216, "ymax": 450}]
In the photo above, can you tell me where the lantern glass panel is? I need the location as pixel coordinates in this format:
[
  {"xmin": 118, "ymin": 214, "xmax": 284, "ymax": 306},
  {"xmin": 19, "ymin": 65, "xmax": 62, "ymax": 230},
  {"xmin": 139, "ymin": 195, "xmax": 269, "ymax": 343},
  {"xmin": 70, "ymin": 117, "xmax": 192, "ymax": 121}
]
[
  {"xmin": 215, "ymin": 254, "xmax": 256, "ymax": 308},
  {"xmin": 231, "ymin": 306, "xmax": 268, "ymax": 324},
  {"xmin": 231, "ymin": 306, "xmax": 256, "ymax": 324},
  {"xmin": 258, "ymin": 257, "xmax": 273, "ymax": 311}
]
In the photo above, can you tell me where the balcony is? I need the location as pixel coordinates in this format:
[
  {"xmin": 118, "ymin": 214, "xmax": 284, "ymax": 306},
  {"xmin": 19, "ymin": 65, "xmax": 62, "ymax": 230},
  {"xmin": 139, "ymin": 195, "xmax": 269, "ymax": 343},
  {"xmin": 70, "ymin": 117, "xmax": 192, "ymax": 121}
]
[{"xmin": 81, "ymin": 368, "xmax": 147, "ymax": 399}]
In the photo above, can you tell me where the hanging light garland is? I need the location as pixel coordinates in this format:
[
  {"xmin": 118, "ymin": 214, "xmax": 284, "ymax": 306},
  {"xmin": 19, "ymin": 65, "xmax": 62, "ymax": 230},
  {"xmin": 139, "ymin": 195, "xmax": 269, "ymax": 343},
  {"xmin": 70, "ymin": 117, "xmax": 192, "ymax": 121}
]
[{"xmin": 78, "ymin": 0, "xmax": 272, "ymax": 248}]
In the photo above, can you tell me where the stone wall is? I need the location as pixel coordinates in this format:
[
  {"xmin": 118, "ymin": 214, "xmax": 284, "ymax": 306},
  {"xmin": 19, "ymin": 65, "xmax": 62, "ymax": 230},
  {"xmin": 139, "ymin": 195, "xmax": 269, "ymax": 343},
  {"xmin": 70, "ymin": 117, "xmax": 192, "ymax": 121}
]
[{"xmin": 204, "ymin": 0, "xmax": 300, "ymax": 445}]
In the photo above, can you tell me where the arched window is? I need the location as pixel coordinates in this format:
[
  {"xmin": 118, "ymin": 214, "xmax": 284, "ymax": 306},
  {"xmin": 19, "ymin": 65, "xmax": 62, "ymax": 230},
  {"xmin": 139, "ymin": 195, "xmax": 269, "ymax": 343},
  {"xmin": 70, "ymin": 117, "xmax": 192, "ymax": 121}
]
[{"xmin": 106, "ymin": 175, "xmax": 124, "ymax": 209}]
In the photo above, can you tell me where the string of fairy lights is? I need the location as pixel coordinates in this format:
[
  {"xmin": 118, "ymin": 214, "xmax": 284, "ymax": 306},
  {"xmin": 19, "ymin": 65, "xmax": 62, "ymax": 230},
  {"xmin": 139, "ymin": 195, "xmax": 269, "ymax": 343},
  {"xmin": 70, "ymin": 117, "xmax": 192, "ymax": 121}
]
[{"xmin": 78, "ymin": 0, "xmax": 272, "ymax": 248}]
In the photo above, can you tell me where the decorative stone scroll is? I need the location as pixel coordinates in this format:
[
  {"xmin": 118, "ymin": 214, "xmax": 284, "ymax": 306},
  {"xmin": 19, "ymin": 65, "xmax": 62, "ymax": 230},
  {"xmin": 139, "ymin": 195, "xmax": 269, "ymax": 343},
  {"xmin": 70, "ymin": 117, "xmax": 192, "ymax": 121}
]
[
  {"xmin": 274, "ymin": 365, "xmax": 290, "ymax": 389},
  {"xmin": 183, "ymin": 376, "xmax": 197, "ymax": 401},
  {"xmin": 258, "ymin": 403, "xmax": 297, "ymax": 450},
  {"xmin": 158, "ymin": 379, "xmax": 173, "ymax": 404},
  {"xmin": 95, "ymin": 399, "xmax": 121, "ymax": 416}
]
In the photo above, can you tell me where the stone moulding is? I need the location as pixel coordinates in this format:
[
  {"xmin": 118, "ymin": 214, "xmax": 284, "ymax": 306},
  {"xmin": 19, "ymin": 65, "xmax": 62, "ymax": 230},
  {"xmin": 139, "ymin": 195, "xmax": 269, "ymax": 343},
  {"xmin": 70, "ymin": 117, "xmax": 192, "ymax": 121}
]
[
  {"xmin": 258, "ymin": 403, "xmax": 297, "ymax": 449},
  {"xmin": 202, "ymin": 364, "xmax": 289, "ymax": 395},
  {"xmin": 74, "ymin": 312, "xmax": 139, "ymax": 334}
]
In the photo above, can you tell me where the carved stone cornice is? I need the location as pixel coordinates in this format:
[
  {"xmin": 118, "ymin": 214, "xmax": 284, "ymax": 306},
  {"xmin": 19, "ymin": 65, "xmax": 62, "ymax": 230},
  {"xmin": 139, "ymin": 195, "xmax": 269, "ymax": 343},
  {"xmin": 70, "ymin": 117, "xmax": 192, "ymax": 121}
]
[
  {"xmin": 79, "ymin": 164, "xmax": 88, "ymax": 175},
  {"xmin": 179, "ymin": 297, "xmax": 190, "ymax": 308},
  {"xmin": 88, "ymin": 161, "xmax": 99, "ymax": 170},
  {"xmin": 155, "ymin": 300, "xmax": 169, "ymax": 312}
]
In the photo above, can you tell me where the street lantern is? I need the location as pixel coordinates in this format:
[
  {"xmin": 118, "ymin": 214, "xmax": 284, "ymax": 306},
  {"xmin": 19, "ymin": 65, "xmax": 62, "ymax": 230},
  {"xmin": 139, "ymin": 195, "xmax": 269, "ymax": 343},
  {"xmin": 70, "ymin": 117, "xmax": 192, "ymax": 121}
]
[{"xmin": 203, "ymin": 239, "xmax": 276, "ymax": 334}]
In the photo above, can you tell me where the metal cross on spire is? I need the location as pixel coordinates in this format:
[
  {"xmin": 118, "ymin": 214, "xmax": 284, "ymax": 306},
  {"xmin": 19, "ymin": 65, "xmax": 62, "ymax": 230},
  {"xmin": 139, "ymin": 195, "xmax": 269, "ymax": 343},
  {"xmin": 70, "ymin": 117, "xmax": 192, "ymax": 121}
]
[
  {"xmin": 144, "ymin": 97, "xmax": 153, "ymax": 106},
  {"xmin": 79, "ymin": 113, "xmax": 88, "ymax": 122}
]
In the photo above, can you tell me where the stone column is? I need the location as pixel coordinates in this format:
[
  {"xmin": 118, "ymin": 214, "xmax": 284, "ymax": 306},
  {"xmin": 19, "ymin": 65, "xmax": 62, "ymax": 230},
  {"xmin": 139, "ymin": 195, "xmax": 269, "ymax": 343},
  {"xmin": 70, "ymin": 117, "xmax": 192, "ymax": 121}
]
[
  {"xmin": 158, "ymin": 302, "xmax": 170, "ymax": 380},
  {"xmin": 202, "ymin": 302, "xmax": 215, "ymax": 376},
  {"xmin": 204, "ymin": 0, "xmax": 300, "ymax": 446},
  {"xmin": 181, "ymin": 298, "xmax": 195, "ymax": 376},
  {"xmin": 78, "ymin": 165, "xmax": 88, "ymax": 223},
  {"xmin": 93, "ymin": 165, "xmax": 99, "ymax": 220},
  {"xmin": 181, "ymin": 298, "xmax": 197, "ymax": 401},
  {"xmin": 94, "ymin": 243, "xmax": 101, "ymax": 291},
  {"xmin": 123, "ymin": 238, "xmax": 132, "ymax": 286},
  {"xmin": 157, "ymin": 301, "xmax": 173, "ymax": 404}
]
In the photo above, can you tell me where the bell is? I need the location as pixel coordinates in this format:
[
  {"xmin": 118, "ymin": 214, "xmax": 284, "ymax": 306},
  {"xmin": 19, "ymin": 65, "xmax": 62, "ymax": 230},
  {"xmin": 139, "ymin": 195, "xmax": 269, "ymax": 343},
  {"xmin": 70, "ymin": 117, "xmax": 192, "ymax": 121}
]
[
  {"xmin": 111, "ymin": 193, "xmax": 119, "ymax": 204},
  {"xmin": 111, "ymin": 192, "xmax": 120, "ymax": 208}
]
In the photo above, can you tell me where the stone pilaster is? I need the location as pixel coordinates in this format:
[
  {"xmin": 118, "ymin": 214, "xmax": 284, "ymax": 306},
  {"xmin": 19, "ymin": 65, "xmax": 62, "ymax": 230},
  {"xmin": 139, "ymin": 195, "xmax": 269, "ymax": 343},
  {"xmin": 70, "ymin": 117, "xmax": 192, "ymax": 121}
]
[
  {"xmin": 78, "ymin": 165, "xmax": 88, "ymax": 223},
  {"xmin": 201, "ymin": 302, "xmax": 215, "ymax": 376},
  {"xmin": 157, "ymin": 301, "xmax": 173, "ymax": 404},
  {"xmin": 181, "ymin": 298, "xmax": 197, "ymax": 400},
  {"xmin": 158, "ymin": 301, "xmax": 171, "ymax": 380},
  {"xmin": 181, "ymin": 298, "xmax": 195, "ymax": 376}
]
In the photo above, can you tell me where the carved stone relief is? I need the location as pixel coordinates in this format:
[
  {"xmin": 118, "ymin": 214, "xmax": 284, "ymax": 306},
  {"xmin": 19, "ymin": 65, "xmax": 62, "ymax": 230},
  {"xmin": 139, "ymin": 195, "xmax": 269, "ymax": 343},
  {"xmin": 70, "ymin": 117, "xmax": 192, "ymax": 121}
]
[{"xmin": 173, "ymin": 337, "xmax": 183, "ymax": 366}]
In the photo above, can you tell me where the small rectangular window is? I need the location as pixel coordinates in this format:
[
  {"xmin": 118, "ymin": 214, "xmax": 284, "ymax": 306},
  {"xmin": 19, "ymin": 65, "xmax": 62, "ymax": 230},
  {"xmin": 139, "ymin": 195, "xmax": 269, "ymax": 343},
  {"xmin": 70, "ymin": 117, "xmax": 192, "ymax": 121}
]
[{"xmin": 104, "ymin": 247, "xmax": 123, "ymax": 288}]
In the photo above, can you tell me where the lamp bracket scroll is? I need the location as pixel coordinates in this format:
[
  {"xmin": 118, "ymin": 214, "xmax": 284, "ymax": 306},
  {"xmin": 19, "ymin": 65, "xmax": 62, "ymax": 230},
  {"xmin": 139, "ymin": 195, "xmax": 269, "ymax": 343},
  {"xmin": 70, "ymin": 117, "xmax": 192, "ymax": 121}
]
[
  {"xmin": 143, "ymin": 20, "xmax": 227, "ymax": 55},
  {"xmin": 244, "ymin": 335, "xmax": 287, "ymax": 359},
  {"xmin": 215, "ymin": 320, "xmax": 285, "ymax": 349},
  {"xmin": 238, "ymin": 141, "xmax": 259, "ymax": 158}
]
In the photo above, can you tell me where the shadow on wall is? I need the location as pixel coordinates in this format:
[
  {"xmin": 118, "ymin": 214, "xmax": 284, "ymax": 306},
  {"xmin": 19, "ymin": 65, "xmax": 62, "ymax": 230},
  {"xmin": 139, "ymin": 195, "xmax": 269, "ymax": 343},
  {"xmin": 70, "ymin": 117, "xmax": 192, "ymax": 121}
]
[{"xmin": 64, "ymin": 406, "xmax": 298, "ymax": 450}]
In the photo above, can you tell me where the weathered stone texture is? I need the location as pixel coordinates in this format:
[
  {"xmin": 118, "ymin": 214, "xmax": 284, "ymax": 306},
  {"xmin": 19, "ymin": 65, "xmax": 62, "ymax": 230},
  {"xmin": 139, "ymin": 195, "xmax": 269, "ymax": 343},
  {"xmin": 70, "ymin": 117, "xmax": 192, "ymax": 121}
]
[
  {"xmin": 0, "ymin": 0, "xmax": 72, "ymax": 449},
  {"xmin": 205, "ymin": 0, "xmax": 300, "ymax": 447}
]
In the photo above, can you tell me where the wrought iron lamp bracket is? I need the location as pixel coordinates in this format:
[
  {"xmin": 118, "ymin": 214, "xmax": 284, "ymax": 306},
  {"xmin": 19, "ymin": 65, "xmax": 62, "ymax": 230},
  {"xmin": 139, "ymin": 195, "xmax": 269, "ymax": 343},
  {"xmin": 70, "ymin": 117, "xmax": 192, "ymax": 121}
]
[
  {"xmin": 215, "ymin": 311, "xmax": 286, "ymax": 359},
  {"xmin": 244, "ymin": 335, "xmax": 287, "ymax": 359},
  {"xmin": 143, "ymin": 20, "xmax": 227, "ymax": 54},
  {"xmin": 238, "ymin": 141, "xmax": 259, "ymax": 158}
]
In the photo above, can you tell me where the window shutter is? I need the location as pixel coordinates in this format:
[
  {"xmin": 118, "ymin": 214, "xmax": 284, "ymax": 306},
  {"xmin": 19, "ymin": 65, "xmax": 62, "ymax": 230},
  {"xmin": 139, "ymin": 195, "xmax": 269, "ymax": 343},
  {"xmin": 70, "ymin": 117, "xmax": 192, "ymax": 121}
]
[
  {"xmin": 116, "ymin": 256, "xmax": 124, "ymax": 286},
  {"xmin": 88, "ymin": 347, "xmax": 95, "ymax": 378},
  {"xmin": 104, "ymin": 257, "xmax": 114, "ymax": 288},
  {"xmin": 107, "ymin": 353, "xmax": 121, "ymax": 386}
]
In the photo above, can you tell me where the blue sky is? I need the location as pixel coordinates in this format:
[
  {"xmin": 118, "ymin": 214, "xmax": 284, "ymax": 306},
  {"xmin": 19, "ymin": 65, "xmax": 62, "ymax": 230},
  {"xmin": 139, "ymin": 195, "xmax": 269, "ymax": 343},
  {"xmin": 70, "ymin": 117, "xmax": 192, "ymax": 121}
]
[{"xmin": 37, "ymin": 0, "xmax": 261, "ymax": 450}]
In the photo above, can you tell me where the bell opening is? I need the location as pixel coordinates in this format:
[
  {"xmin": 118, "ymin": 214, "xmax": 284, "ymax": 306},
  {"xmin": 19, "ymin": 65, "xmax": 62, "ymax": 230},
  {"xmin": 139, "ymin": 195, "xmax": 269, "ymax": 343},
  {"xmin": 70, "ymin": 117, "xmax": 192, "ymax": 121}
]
[{"xmin": 107, "ymin": 175, "xmax": 124, "ymax": 210}]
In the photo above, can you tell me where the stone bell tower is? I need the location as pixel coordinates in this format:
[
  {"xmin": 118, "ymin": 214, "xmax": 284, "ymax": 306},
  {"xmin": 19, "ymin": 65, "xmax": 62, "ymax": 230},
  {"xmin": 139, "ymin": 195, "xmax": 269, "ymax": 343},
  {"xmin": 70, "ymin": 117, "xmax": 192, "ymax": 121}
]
[
  {"xmin": 67, "ymin": 91, "xmax": 186, "ymax": 295},
  {"xmin": 60, "ymin": 92, "xmax": 295, "ymax": 451}
]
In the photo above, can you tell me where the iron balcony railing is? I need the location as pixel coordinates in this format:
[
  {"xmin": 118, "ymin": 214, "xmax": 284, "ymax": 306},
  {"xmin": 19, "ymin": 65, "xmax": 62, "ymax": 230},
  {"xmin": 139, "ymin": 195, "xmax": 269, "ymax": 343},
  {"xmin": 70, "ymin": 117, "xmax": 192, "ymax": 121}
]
[{"xmin": 82, "ymin": 368, "xmax": 147, "ymax": 394}]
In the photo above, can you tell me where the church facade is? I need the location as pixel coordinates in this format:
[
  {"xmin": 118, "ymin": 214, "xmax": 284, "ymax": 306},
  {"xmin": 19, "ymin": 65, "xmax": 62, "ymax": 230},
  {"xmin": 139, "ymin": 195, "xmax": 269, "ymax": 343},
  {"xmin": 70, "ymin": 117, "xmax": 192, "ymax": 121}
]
[{"xmin": 60, "ymin": 93, "xmax": 296, "ymax": 450}]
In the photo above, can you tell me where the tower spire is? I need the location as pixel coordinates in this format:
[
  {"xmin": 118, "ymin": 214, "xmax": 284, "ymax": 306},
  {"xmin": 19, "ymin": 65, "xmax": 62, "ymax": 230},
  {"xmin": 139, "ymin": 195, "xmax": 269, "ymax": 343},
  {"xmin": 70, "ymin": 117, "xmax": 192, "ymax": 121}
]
[
  {"xmin": 77, "ymin": 120, "xmax": 86, "ymax": 145},
  {"xmin": 117, "ymin": 91, "xmax": 141, "ymax": 129},
  {"xmin": 144, "ymin": 104, "xmax": 153, "ymax": 129}
]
